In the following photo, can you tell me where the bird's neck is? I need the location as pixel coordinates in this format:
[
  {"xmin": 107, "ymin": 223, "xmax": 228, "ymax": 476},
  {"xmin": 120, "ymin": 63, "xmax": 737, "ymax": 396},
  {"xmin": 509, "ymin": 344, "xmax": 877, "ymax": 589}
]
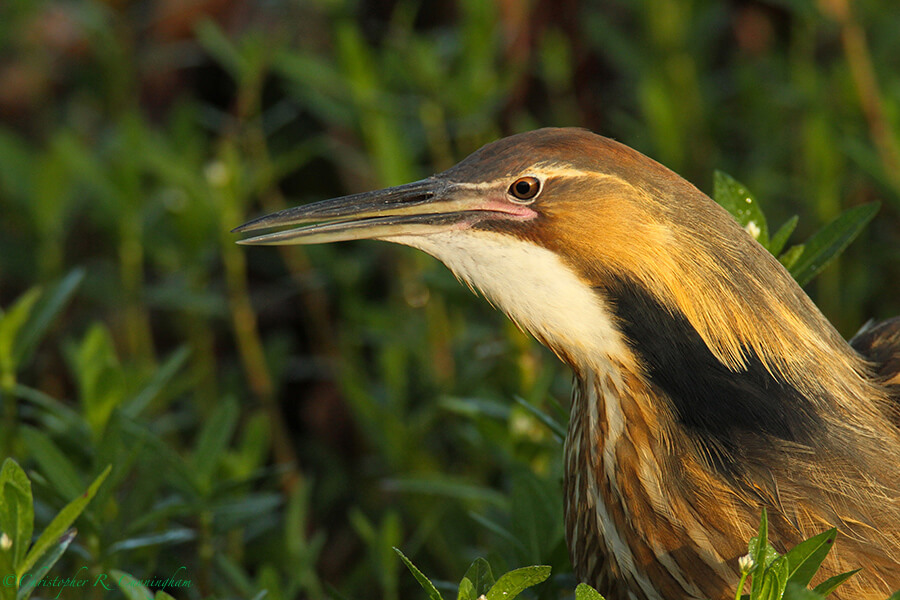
[
  {"xmin": 409, "ymin": 229, "xmax": 890, "ymax": 466},
  {"xmin": 596, "ymin": 274, "xmax": 828, "ymax": 472},
  {"xmin": 562, "ymin": 273, "xmax": 900, "ymax": 600},
  {"xmin": 563, "ymin": 365, "xmax": 752, "ymax": 600},
  {"xmin": 399, "ymin": 230, "xmax": 636, "ymax": 367}
]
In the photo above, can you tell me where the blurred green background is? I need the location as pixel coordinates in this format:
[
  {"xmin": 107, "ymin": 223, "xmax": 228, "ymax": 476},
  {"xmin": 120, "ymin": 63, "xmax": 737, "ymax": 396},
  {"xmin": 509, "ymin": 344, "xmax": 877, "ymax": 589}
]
[{"xmin": 0, "ymin": 0, "xmax": 898, "ymax": 598}]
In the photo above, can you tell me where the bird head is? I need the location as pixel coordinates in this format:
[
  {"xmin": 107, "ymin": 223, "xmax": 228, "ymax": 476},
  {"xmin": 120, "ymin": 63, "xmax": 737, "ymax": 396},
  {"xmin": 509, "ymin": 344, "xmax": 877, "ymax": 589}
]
[{"xmin": 236, "ymin": 129, "xmax": 826, "ymax": 374}]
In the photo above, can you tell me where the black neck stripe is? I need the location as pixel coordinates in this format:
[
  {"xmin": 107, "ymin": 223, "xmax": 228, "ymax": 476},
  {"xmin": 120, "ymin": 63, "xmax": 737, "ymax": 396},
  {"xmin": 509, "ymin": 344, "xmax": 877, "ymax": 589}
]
[{"xmin": 597, "ymin": 276, "xmax": 823, "ymax": 474}]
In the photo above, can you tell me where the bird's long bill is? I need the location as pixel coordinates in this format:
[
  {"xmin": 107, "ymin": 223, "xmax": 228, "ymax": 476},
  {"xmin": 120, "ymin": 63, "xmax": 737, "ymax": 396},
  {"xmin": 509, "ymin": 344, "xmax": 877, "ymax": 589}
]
[{"xmin": 233, "ymin": 178, "xmax": 495, "ymax": 246}]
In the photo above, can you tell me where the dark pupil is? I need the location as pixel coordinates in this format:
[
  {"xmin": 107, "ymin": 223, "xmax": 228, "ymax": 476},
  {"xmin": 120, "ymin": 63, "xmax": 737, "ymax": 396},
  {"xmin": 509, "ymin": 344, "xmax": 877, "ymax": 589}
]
[{"xmin": 515, "ymin": 180, "xmax": 532, "ymax": 196}]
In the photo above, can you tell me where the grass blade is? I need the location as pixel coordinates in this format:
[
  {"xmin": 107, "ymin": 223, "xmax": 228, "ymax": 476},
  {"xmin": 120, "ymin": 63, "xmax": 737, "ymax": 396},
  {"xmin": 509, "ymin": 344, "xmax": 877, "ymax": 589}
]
[
  {"xmin": 0, "ymin": 289, "xmax": 41, "ymax": 378},
  {"xmin": 16, "ymin": 529, "xmax": 76, "ymax": 600},
  {"xmin": 513, "ymin": 395, "xmax": 566, "ymax": 441},
  {"xmin": 13, "ymin": 268, "xmax": 84, "ymax": 368},
  {"xmin": 769, "ymin": 216, "xmax": 799, "ymax": 256},
  {"xmin": 394, "ymin": 547, "xmax": 443, "ymax": 600},
  {"xmin": 789, "ymin": 203, "xmax": 879, "ymax": 287},
  {"xmin": 384, "ymin": 477, "xmax": 507, "ymax": 506},
  {"xmin": 811, "ymin": 569, "xmax": 859, "ymax": 597},
  {"xmin": 111, "ymin": 569, "xmax": 154, "ymax": 600},
  {"xmin": 19, "ymin": 427, "xmax": 83, "ymax": 499},
  {"xmin": 779, "ymin": 245, "xmax": 805, "ymax": 270},
  {"xmin": 18, "ymin": 465, "xmax": 110, "ymax": 577},
  {"xmin": 192, "ymin": 396, "xmax": 239, "ymax": 490},
  {"xmin": 124, "ymin": 346, "xmax": 190, "ymax": 417}
]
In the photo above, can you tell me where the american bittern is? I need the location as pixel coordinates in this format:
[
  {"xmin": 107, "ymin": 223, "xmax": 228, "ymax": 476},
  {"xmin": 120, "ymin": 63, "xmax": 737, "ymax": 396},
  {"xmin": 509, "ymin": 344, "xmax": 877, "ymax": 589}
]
[{"xmin": 235, "ymin": 128, "xmax": 900, "ymax": 599}]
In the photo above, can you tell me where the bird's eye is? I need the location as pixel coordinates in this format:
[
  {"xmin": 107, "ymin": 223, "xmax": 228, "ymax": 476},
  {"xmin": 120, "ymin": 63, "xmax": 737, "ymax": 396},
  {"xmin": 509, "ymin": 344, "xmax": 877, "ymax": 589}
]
[{"xmin": 508, "ymin": 176, "xmax": 541, "ymax": 202}]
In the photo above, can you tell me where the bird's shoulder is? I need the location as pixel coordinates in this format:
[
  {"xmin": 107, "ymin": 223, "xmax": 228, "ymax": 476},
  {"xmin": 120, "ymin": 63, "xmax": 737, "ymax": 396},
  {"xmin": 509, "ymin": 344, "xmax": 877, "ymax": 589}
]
[
  {"xmin": 851, "ymin": 317, "xmax": 900, "ymax": 383},
  {"xmin": 850, "ymin": 316, "xmax": 900, "ymax": 425}
]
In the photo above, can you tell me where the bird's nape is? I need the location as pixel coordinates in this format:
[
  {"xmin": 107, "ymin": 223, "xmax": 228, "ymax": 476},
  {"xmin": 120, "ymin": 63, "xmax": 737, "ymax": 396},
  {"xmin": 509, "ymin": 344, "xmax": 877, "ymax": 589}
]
[{"xmin": 235, "ymin": 128, "xmax": 900, "ymax": 600}]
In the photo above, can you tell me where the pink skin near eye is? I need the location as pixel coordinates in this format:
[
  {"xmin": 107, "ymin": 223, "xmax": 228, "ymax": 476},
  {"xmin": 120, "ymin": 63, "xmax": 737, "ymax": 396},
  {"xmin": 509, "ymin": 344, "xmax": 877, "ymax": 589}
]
[{"xmin": 477, "ymin": 195, "xmax": 539, "ymax": 220}]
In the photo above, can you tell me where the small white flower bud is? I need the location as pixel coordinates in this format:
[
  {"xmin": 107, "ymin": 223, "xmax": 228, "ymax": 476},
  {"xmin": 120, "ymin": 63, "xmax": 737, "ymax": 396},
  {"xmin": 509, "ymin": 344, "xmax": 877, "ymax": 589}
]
[{"xmin": 745, "ymin": 221, "xmax": 761, "ymax": 240}]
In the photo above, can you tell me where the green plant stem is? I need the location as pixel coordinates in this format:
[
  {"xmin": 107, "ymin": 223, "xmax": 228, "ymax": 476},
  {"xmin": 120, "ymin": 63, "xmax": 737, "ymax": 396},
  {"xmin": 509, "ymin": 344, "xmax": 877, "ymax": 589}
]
[
  {"xmin": 118, "ymin": 216, "xmax": 156, "ymax": 367},
  {"xmin": 0, "ymin": 381, "xmax": 15, "ymax": 457},
  {"xmin": 220, "ymin": 189, "xmax": 301, "ymax": 496},
  {"xmin": 821, "ymin": 0, "xmax": 900, "ymax": 190},
  {"xmin": 735, "ymin": 571, "xmax": 750, "ymax": 600}
]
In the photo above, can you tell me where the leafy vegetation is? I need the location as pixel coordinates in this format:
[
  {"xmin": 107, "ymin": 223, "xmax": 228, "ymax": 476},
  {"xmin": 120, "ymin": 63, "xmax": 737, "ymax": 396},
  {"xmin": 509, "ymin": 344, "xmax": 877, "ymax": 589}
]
[
  {"xmin": 0, "ymin": 1, "xmax": 898, "ymax": 599},
  {"xmin": 712, "ymin": 171, "xmax": 880, "ymax": 286},
  {"xmin": 395, "ymin": 508, "xmax": 881, "ymax": 600}
]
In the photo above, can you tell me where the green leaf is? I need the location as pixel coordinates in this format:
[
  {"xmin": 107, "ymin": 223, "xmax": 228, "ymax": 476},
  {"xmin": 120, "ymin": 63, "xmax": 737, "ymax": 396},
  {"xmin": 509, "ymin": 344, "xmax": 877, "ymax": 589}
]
[
  {"xmin": 213, "ymin": 493, "xmax": 282, "ymax": 530},
  {"xmin": 788, "ymin": 203, "xmax": 879, "ymax": 287},
  {"xmin": 335, "ymin": 20, "xmax": 414, "ymax": 186},
  {"xmin": 19, "ymin": 427, "xmax": 83, "ymax": 500},
  {"xmin": 16, "ymin": 529, "xmax": 76, "ymax": 600},
  {"xmin": 67, "ymin": 324, "xmax": 126, "ymax": 438},
  {"xmin": 485, "ymin": 565, "xmax": 551, "ymax": 600},
  {"xmin": 13, "ymin": 268, "xmax": 84, "ymax": 368},
  {"xmin": 575, "ymin": 582, "xmax": 607, "ymax": 600},
  {"xmin": 124, "ymin": 346, "xmax": 190, "ymax": 417},
  {"xmin": 111, "ymin": 569, "xmax": 154, "ymax": 600},
  {"xmin": 462, "ymin": 558, "xmax": 494, "ymax": 597},
  {"xmin": 13, "ymin": 384, "xmax": 83, "ymax": 433},
  {"xmin": 713, "ymin": 171, "xmax": 769, "ymax": 247},
  {"xmin": 783, "ymin": 582, "xmax": 826, "ymax": 600},
  {"xmin": 192, "ymin": 395, "xmax": 239, "ymax": 490},
  {"xmin": 457, "ymin": 577, "xmax": 476, "ymax": 600},
  {"xmin": 0, "ymin": 459, "xmax": 33, "ymax": 570},
  {"xmin": 759, "ymin": 556, "xmax": 789, "ymax": 600},
  {"xmin": 509, "ymin": 469, "xmax": 562, "ymax": 565},
  {"xmin": 214, "ymin": 553, "xmax": 256, "ymax": 598},
  {"xmin": 769, "ymin": 216, "xmax": 799, "ymax": 257},
  {"xmin": 513, "ymin": 395, "xmax": 565, "ymax": 441},
  {"xmin": 385, "ymin": 477, "xmax": 507, "ymax": 506},
  {"xmin": 229, "ymin": 410, "xmax": 270, "ymax": 477},
  {"xmin": 884, "ymin": 591, "xmax": 900, "ymax": 600},
  {"xmin": 194, "ymin": 20, "xmax": 244, "ymax": 80},
  {"xmin": 0, "ymin": 289, "xmax": 41, "ymax": 383},
  {"xmin": 811, "ymin": 569, "xmax": 859, "ymax": 597},
  {"xmin": 779, "ymin": 244, "xmax": 805, "ymax": 271},
  {"xmin": 107, "ymin": 528, "xmax": 195, "ymax": 555},
  {"xmin": 784, "ymin": 528, "xmax": 837, "ymax": 588},
  {"xmin": 18, "ymin": 465, "xmax": 111, "ymax": 577},
  {"xmin": 256, "ymin": 557, "xmax": 286, "ymax": 600},
  {"xmin": 154, "ymin": 593, "xmax": 178, "ymax": 600},
  {"xmin": 468, "ymin": 512, "xmax": 526, "ymax": 552},
  {"xmin": 750, "ymin": 509, "xmax": 769, "ymax": 570},
  {"xmin": 0, "ymin": 544, "xmax": 14, "ymax": 600},
  {"xmin": 393, "ymin": 548, "xmax": 443, "ymax": 600},
  {"xmin": 116, "ymin": 419, "xmax": 195, "ymax": 495}
]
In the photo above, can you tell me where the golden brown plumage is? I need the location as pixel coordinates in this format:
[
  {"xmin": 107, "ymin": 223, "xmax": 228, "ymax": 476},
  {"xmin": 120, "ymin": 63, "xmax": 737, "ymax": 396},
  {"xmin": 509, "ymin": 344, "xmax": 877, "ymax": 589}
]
[{"xmin": 235, "ymin": 128, "xmax": 900, "ymax": 599}]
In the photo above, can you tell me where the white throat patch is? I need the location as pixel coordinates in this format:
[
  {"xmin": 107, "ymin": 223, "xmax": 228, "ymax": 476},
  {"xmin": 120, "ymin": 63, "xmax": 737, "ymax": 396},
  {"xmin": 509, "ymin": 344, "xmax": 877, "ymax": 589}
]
[{"xmin": 385, "ymin": 230, "xmax": 628, "ymax": 369}]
